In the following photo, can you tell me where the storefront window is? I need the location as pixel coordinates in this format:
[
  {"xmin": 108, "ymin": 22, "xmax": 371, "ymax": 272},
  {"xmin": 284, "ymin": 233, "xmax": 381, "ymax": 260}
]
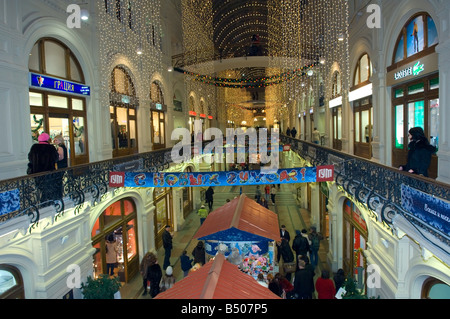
[
  {"xmin": 103, "ymin": 200, "xmax": 122, "ymax": 229},
  {"xmin": 44, "ymin": 41, "xmax": 67, "ymax": 78},
  {"xmin": 126, "ymin": 220, "xmax": 137, "ymax": 261},
  {"xmin": 91, "ymin": 198, "xmax": 138, "ymax": 283},
  {"xmin": 156, "ymin": 198, "xmax": 167, "ymax": 234},
  {"xmin": 110, "ymin": 67, "xmax": 138, "ymax": 157},
  {"xmin": 429, "ymin": 99, "xmax": 439, "ymax": 149},
  {"xmin": 28, "ymin": 38, "xmax": 88, "ymax": 166},
  {"xmin": 395, "ymin": 105, "xmax": 404, "ymax": 149},
  {"xmin": 408, "ymin": 101, "xmax": 425, "ymax": 131},
  {"xmin": 0, "ymin": 266, "xmax": 24, "ymax": 299},
  {"xmin": 393, "ymin": 13, "xmax": 438, "ymax": 64},
  {"xmin": 152, "ymin": 111, "xmax": 160, "ymax": 144},
  {"xmin": 92, "ymin": 242, "xmax": 103, "ymax": 279}
]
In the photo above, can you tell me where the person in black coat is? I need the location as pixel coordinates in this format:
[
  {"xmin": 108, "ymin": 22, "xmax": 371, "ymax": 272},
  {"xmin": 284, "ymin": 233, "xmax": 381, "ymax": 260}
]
[
  {"xmin": 293, "ymin": 259, "xmax": 314, "ymax": 299},
  {"xmin": 162, "ymin": 225, "xmax": 173, "ymax": 270},
  {"xmin": 205, "ymin": 186, "xmax": 214, "ymax": 211},
  {"xmin": 192, "ymin": 241, "xmax": 206, "ymax": 265},
  {"xmin": 399, "ymin": 127, "xmax": 437, "ymax": 177},
  {"xmin": 333, "ymin": 268, "xmax": 346, "ymax": 292},
  {"xmin": 27, "ymin": 132, "xmax": 60, "ymax": 202},
  {"xmin": 147, "ymin": 261, "xmax": 162, "ymax": 298},
  {"xmin": 292, "ymin": 230, "xmax": 310, "ymax": 264},
  {"xmin": 291, "ymin": 127, "xmax": 297, "ymax": 138}
]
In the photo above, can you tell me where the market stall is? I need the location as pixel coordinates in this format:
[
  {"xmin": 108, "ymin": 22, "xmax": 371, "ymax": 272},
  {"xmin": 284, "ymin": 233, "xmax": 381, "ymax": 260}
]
[
  {"xmin": 154, "ymin": 253, "xmax": 281, "ymax": 299},
  {"xmin": 193, "ymin": 194, "xmax": 281, "ymax": 279}
]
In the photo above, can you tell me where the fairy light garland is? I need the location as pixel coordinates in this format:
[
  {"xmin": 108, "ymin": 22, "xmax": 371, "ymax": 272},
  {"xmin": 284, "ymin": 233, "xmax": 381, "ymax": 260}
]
[{"xmin": 175, "ymin": 62, "xmax": 319, "ymax": 88}]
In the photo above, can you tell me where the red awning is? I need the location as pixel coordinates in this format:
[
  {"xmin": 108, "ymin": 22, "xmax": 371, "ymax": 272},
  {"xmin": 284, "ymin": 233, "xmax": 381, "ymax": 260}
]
[
  {"xmin": 154, "ymin": 253, "xmax": 281, "ymax": 299},
  {"xmin": 193, "ymin": 194, "xmax": 281, "ymax": 242}
]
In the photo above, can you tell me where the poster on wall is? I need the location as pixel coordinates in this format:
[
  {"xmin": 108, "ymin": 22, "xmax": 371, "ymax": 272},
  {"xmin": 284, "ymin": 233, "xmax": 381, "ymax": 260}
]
[
  {"xmin": 401, "ymin": 184, "xmax": 450, "ymax": 237},
  {"xmin": 108, "ymin": 165, "xmax": 334, "ymax": 188}
]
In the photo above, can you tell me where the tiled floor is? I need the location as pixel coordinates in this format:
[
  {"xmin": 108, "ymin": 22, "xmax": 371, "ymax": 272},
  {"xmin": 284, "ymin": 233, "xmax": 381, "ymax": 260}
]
[{"xmin": 119, "ymin": 183, "xmax": 330, "ymax": 299}]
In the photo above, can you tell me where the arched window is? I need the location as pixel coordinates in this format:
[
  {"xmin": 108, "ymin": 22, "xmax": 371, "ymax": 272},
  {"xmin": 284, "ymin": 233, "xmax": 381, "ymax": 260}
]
[
  {"xmin": 332, "ymin": 71, "xmax": 342, "ymax": 98},
  {"xmin": 422, "ymin": 278, "xmax": 450, "ymax": 299},
  {"xmin": 353, "ymin": 53, "xmax": 373, "ymax": 87},
  {"xmin": 150, "ymin": 81, "xmax": 166, "ymax": 150},
  {"xmin": 352, "ymin": 54, "xmax": 373, "ymax": 159},
  {"xmin": 393, "ymin": 13, "xmax": 438, "ymax": 64},
  {"xmin": 110, "ymin": 66, "xmax": 138, "ymax": 157},
  {"xmin": 0, "ymin": 265, "xmax": 25, "ymax": 299},
  {"xmin": 29, "ymin": 38, "xmax": 89, "ymax": 166}
]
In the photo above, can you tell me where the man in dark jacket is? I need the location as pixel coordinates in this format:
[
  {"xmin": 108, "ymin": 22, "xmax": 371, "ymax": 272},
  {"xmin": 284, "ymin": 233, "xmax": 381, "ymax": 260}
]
[
  {"xmin": 205, "ymin": 186, "xmax": 214, "ymax": 211},
  {"xmin": 293, "ymin": 259, "xmax": 314, "ymax": 299},
  {"xmin": 162, "ymin": 225, "xmax": 173, "ymax": 270},
  {"xmin": 292, "ymin": 230, "xmax": 310, "ymax": 264},
  {"xmin": 27, "ymin": 132, "xmax": 60, "ymax": 202}
]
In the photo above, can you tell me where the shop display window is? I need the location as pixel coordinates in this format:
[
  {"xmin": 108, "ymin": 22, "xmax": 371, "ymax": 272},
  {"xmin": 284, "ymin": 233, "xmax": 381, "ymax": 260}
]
[
  {"xmin": 429, "ymin": 99, "xmax": 439, "ymax": 149},
  {"xmin": 395, "ymin": 105, "xmax": 404, "ymax": 149},
  {"xmin": 126, "ymin": 220, "xmax": 137, "ymax": 261},
  {"xmin": 92, "ymin": 242, "xmax": 103, "ymax": 279},
  {"xmin": 408, "ymin": 101, "xmax": 425, "ymax": 131},
  {"xmin": 28, "ymin": 38, "xmax": 88, "ymax": 166},
  {"xmin": 393, "ymin": 13, "xmax": 438, "ymax": 64}
]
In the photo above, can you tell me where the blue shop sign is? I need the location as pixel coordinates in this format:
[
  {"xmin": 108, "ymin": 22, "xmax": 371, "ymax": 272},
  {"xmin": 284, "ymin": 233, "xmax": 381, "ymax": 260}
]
[{"xmin": 30, "ymin": 73, "xmax": 90, "ymax": 96}]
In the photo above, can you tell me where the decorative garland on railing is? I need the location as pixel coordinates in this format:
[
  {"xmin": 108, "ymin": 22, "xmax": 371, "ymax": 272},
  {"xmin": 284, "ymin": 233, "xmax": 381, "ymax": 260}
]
[{"xmin": 174, "ymin": 62, "xmax": 319, "ymax": 88}]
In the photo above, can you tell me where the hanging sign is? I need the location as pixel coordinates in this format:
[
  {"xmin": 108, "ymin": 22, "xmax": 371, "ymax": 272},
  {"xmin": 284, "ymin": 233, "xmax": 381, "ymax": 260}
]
[
  {"xmin": 109, "ymin": 166, "xmax": 334, "ymax": 188},
  {"xmin": 401, "ymin": 184, "xmax": 450, "ymax": 237},
  {"xmin": 30, "ymin": 73, "xmax": 90, "ymax": 96}
]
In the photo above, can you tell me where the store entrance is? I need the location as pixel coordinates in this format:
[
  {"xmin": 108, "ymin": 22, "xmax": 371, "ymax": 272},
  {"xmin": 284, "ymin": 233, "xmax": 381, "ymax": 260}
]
[{"xmin": 91, "ymin": 198, "xmax": 139, "ymax": 283}]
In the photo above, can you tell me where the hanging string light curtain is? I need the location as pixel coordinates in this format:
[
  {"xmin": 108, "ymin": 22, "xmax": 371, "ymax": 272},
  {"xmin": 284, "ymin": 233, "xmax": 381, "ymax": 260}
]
[{"xmin": 174, "ymin": 62, "xmax": 319, "ymax": 88}]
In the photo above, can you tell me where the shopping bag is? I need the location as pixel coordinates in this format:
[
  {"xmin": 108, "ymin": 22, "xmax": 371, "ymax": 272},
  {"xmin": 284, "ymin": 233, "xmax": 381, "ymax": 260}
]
[{"xmin": 283, "ymin": 262, "xmax": 297, "ymax": 274}]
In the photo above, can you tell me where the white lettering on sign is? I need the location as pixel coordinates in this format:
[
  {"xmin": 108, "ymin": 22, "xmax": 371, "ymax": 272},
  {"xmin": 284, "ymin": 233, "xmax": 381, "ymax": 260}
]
[
  {"xmin": 318, "ymin": 168, "xmax": 333, "ymax": 179},
  {"xmin": 394, "ymin": 61, "xmax": 425, "ymax": 81}
]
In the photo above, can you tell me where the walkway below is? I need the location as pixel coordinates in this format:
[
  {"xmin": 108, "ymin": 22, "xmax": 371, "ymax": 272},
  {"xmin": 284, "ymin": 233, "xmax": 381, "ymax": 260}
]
[{"xmin": 119, "ymin": 183, "xmax": 330, "ymax": 299}]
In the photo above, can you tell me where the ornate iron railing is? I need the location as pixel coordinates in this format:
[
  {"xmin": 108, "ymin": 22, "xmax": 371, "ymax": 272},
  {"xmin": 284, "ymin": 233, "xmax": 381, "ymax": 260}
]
[
  {"xmin": 281, "ymin": 135, "xmax": 450, "ymax": 250},
  {"xmin": 0, "ymin": 147, "xmax": 174, "ymax": 230},
  {"xmin": 2, "ymin": 137, "xmax": 449, "ymax": 254}
]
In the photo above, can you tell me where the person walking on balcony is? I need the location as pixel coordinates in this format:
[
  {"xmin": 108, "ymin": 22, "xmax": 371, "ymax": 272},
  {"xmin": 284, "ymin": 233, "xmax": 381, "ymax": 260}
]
[
  {"xmin": 399, "ymin": 127, "xmax": 437, "ymax": 177},
  {"xmin": 27, "ymin": 132, "xmax": 59, "ymax": 202},
  {"xmin": 291, "ymin": 127, "xmax": 297, "ymax": 139},
  {"xmin": 286, "ymin": 127, "xmax": 291, "ymax": 137},
  {"xmin": 312, "ymin": 128, "xmax": 320, "ymax": 144},
  {"xmin": 27, "ymin": 132, "xmax": 58, "ymax": 174},
  {"xmin": 53, "ymin": 135, "xmax": 68, "ymax": 169}
]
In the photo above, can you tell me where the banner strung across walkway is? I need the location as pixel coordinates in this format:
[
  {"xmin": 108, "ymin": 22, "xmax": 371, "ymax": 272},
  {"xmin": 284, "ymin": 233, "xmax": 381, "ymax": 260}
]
[
  {"xmin": 109, "ymin": 166, "xmax": 334, "ymax": 188},
  {"xmin": 401, "ymin": 184, "xmax": 450, "ymax": 237}
]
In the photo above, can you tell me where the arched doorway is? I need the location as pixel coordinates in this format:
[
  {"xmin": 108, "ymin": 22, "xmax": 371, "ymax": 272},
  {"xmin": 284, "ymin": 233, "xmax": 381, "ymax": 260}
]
[
  {"xmin": 0, "ymin": 265, "xmax": 25, "ymax": 299},
  {"xmin": 421, "ymin": 277, "xmax": 450, "ymax": 299},
  {"xmin": 91, "ymin": 198, "xmax": 139, "ymax": 283},
  {"xmin": 343, "ymin": 198, "xmax": 368, "ymax": 291}
]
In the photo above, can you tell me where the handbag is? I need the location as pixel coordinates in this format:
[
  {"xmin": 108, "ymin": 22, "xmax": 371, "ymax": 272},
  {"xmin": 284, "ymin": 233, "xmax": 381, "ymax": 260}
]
[{"xmin": 283, "ymin": 262, "xmax": 297, "ymax": 274}]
